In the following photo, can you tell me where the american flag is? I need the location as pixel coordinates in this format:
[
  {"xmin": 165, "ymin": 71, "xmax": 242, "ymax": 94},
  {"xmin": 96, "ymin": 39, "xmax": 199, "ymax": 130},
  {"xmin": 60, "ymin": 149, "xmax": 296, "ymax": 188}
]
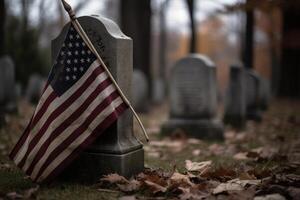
[{"xmin": 9, "ymin": 24, "xmax": 128, "ymax": 183}]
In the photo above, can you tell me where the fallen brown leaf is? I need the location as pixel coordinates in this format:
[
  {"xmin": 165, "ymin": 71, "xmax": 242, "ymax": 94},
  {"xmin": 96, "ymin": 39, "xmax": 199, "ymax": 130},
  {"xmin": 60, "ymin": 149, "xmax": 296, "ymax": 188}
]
[
  {"xmin": 213, "ymin": 179, "xmax": 261, "ymax": 195},
  {"xmin": 185, "ymin": 160, "xmax": 212, "ymax": 174},
  {"xmin": 6, "ymin": 192, "xmax": 23, "ymax": 199},
  {"xmin": 117, "ymin": 180, "xmax": 141, "ymax": 193},
  {"xmin": 254, "ymin": 193, "xmax": 286, "ymax": 200},
  {"xmin": 100, "ymin": 173, "xmax": 129, "ymax": 184},
  {"xmin": 178, "ymin": 187, "xmax": 209, "ymax": 200},
  {"xmin": 233, "ymin": 152, "xmax": 249, "ymax": 160},
  {"xmin": 118, "ymin": 196, "xmax": 137, "ymax": 200},
  {"xmin": 169, "ymin": 172, "xmax": 194, "ymax": 187},
  {"xmin": 144, "ymin": 180, "xmax": 167, "ymax": 194},
  {"xmin": 23, "ymin": 186, "xmax": 39, "ymax": 199}
]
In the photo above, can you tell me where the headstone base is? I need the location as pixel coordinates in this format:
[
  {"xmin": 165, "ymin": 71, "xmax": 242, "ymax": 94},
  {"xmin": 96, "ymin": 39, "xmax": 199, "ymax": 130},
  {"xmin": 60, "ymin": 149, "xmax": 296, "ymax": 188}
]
[
  {"xmin": 60, "ymin": 147, "xmax": 144, "ymax": 183},
  {"xmin": 161, "ymin": 119, "xmax": 224, "ymax": 140}
]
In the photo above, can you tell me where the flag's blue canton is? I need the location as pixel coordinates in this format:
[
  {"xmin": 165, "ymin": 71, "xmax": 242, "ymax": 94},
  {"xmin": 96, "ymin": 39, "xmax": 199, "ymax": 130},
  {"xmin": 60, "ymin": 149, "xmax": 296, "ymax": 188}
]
[{"xmin": 49, "ymin": 25, "xmax": 97, "ymax": 96}]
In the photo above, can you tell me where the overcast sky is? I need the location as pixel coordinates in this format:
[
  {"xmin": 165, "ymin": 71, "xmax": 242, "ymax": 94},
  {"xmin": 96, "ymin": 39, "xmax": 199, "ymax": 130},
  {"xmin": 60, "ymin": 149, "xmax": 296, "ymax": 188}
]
[{"xmin": 19, "ymin": 0, "xmax": 240, "ymax": 27}]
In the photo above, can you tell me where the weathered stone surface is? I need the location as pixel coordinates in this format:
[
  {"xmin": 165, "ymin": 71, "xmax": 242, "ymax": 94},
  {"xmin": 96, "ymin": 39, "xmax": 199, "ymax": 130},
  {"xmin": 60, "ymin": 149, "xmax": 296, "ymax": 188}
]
[
  {"xmin": 132, "ymin": 70, "xmax": 149, "ymax": 112},
  {"xmin": 224, "ymin": 64, "xmax": 247, "ymax": 129},
  {"xmin": 161, "ymin": 54, "xmax": 223, "ymax": 140},
  {"xmin": 52, "ymin": 15, "xmax": 143, "ymax": 182},
  {"xmin": 25, "ymin": 74, "xmax": 46, "ymax": 104},
  {"xmin": 245, "ymin": 70, "xmax": 262, "ymax": 121}
]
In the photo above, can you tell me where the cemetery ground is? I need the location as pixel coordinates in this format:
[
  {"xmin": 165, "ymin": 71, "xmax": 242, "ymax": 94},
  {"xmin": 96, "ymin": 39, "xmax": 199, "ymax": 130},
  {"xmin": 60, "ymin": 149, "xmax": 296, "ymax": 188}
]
[{"xmin": 0, "ymin": 99, "xmax": 299, "ymax": 200}]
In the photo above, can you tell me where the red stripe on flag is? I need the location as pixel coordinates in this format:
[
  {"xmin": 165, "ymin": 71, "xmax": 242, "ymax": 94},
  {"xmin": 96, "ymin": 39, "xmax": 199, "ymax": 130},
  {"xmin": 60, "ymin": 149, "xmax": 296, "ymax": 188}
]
[
  {"xmin": 25, "ymin": 79, "xmax": 113, "ymax": 175},
  {"xmin": 17, "ymin": 67, "xmax": 104, "ymax": 169},
  {"xmin": 39, "ymin": 102, "xmax": 128, "ymax": 183}
]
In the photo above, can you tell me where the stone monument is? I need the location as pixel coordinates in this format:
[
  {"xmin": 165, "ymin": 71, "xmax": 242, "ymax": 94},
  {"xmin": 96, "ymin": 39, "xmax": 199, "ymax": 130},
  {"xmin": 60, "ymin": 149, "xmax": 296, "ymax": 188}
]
[
  {"xmin": 132, "ymin": 70, "xmax": 149, "ymax": 112},
  {"xmin": 52, "ymin": 15, "xmax": 144, "ymax": 182},
  {"xmin": 245, "ymin": 70, "xmax": 262, "ymax": 121},
  {"xmin": 224, "ymin": 64, "xmax": 247, "ymax": 129},
  {"xmin": 161, "ymin": 54, "xmax": 223, "ymax": 140}
]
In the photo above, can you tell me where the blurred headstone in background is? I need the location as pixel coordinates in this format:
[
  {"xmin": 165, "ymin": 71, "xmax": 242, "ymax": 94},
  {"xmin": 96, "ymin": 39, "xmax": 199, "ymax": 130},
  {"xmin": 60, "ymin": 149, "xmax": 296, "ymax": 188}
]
[
  {"xmin": 152, "ymin": 78, "xmax": 165, "ymax": 104},
  {"xmin": 162, "ymin": 54, "xmax": 223, "ymax": 140},
  {"xmin": 132, "ymin": 70, "xmax": 149, "ymax": 112},
  {"xmin": 53, "ymin": 16, "xmax": 143, "ymax": 182},
  {"xmin": 0, "ymin": 56, "xmax": 17, "ymax": 111},
  {"xmin": 25, "ymin": 74, "xmax": 46, "ymax": 104},
  {"xmin": 0, "ymin": 56, "xmax": 17, "ymax": 126},
  {"xmin": 259, "ymin": 78, "xmax": 271, "ymax": 111},
  {"xmin": 224, "ymin": 63, "xmax": 246, "ymax": 129},
  {"xmin": 246, "ymin": 70, "xmax": 262, "ymax": 122}
]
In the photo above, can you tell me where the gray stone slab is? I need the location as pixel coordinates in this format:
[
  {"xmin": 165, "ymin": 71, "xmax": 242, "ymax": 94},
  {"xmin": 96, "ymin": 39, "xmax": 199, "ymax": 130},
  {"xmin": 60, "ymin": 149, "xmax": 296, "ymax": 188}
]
[
  {"xmin": 224, "ymin": 64, "xmax": 247, "ymax": 129},
  {"xmin": 162, "ymin": 54, "xmax": 223, "ymax": 140},
  {"xmin": 52, "ymin": 15, "xmax": 143, "ymax": 182}
]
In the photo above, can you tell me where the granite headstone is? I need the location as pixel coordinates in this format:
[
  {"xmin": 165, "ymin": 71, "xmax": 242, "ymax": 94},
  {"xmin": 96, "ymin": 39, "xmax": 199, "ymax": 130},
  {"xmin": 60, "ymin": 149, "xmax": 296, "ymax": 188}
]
[
  {"xmin": 224, "ymin": 64, "xmax": 247, "ymax": 129},
  {"xmin": 52, "ymin": 15, "xmax": 144, "ymax": 182},
  {"xmin": 161, "ymin": 54, "xmax": 223, "ymax": 140}
]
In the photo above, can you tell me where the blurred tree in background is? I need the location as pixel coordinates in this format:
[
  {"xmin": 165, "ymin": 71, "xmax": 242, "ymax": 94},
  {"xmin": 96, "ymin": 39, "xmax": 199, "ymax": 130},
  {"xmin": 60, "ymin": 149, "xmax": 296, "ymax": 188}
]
[
  {"xmin": 0, "ymin": 0, "xmax": 5, "ymax": 56},
  {"xmin": 1, "ymin": 0, "xmax": 50, "ymax": 86},
  {"xmin": 5, "ymin": 15, "xmax": 49, "ymax": 85}
]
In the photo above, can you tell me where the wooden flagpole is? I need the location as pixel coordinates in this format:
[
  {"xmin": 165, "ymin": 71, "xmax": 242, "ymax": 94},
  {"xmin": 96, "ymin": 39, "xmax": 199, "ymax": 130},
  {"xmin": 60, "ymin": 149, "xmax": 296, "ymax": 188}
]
[{"xmin": 60, "ymin": 0, "xmax": 149, "ymax": 142}]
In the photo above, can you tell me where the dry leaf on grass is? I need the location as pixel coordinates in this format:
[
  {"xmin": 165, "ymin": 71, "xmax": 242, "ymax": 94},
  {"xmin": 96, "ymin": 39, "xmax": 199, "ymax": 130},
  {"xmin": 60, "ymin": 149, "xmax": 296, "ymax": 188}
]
[
  {"xmin": 5, "ymin": 186, "xmax": 39, "ymax": 200},
  {"xmin": 178, "ymin": 187, "xmax": 209, "ymax": 200},
  {"xmin": 254, "ymin": 193, "xmax": 286, "ymax": 200},
  {"xmin": 208, "ymin": 143, "xmax": 225, "ymax": 155},
  {"xmin": 0, "ymin": 163, "xmax": 11, "ymax": 170},
  {"xmin": 169, "ymin": 172, "xmax": 194, "ymax": 187},
  {"xmin": 144, "ymin": 180, "xmax": 167, "ymax": 194},
  {"xmin": 23, "ymin": 186, "xmax": 39, "ymax": 199},
  {"xmin": 118, "ymin": 196, "xmax": 137, "ymax": 200},
  {"xmin": 185, "ymin": 160, "xmax": 212, "ymax": 174},
  {"xmin": 187, "ymin": 138, "xmax": 202, "ymax": 145},
  {"xmin": 213, "ymin": 178, "xmax": 261, "ymax": 194},
  {"xmin": 213, "ymin": 182, "xmax": 243, "ymax": 194},
  {"xmin": 100, "ymin": 173, "xmax": 129, "ymax": 184},
  {"xmin": 192, "ymin": 149, "xmax": 201, "ymax": 156},
  {"xmin": 117, "ymin": 180, "xmax": 141, "ymax": 193},
  {"xmin": 6, "ymin": 192, "xmax": 23, "ymax": 199},
  {"xmin": 233, "ymin": 152, "xmax": 249, "ymax": 160}
]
